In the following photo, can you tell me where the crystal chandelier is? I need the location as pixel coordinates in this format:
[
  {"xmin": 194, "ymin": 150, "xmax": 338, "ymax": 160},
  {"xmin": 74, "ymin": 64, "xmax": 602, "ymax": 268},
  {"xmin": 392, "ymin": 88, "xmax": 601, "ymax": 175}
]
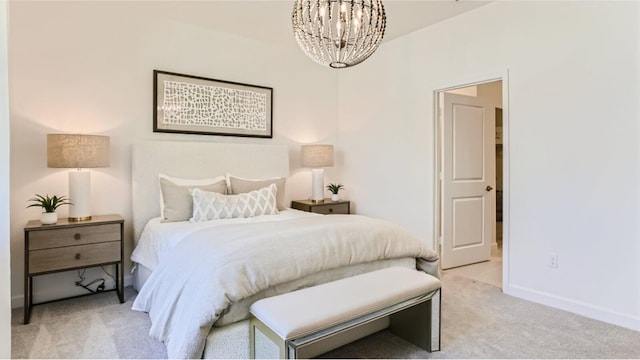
[{"xmin": 292, "ymin": 0, "xmax": 386, "ymax": 69}]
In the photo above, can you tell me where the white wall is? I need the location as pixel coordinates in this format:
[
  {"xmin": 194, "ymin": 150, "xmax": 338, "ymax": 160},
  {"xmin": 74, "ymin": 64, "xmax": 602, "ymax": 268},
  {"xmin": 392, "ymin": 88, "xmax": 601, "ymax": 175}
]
[
  {"xmin": 1, "ymin": 1, "xmax": 12, "ymax": 355},
  {"xmin": 339, "ymin": 1, "xmax": 640, "ymax": 330},
  {"xmin": 8, "ymin": 1, "xmax": 339, "ymax": 306}
]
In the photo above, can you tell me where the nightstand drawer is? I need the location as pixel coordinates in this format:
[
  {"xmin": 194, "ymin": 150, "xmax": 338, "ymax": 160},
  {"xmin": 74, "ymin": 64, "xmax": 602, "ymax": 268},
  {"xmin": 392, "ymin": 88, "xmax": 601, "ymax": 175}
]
[
  {"xmin": 28, "ymin": 223, "xmax": 120, "ymax": 250},
  {"xmin": 312, "ymin": 203, "xmax": 349, "ymax": 215},
  {"xmin": 291, "ymin": 199, "xmax": 351, "ymax": 215},
  {"xmin": 29, "ymin": 241, "xmax": 120, "ymax": 274}
]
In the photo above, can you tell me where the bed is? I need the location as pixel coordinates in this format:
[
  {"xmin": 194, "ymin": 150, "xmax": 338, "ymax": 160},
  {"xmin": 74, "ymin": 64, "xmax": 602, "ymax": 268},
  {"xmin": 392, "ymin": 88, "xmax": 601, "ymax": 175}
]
[{"xmin": 130, "ymin": 140, "xmax": 440, "ymax": 359}]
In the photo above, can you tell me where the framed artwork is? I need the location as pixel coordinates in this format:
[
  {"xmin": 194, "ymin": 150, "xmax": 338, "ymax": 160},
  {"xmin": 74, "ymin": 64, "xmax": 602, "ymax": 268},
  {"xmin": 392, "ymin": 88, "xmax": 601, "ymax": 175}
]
[{"xmin": 153, "ymin": 70, "xmax": 273, "ymax": 138}]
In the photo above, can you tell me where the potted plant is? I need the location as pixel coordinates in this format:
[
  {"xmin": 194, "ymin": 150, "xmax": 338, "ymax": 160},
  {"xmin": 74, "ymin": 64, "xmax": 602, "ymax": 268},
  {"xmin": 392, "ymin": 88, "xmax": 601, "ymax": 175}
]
[
  {"xmin": 27, "ymin": 194, "xmax": 72, "ymax": 225},
  {"xmin": 326, "ymin": 183, "xmax": 344, "ymax": 202}
]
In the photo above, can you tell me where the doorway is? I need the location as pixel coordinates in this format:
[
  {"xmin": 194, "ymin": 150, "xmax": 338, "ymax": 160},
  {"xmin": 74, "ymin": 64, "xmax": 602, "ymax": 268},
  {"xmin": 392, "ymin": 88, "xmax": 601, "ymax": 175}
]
[{"xmin": 435, "ymin": 79, "xmax": 505, "ymax": 288}]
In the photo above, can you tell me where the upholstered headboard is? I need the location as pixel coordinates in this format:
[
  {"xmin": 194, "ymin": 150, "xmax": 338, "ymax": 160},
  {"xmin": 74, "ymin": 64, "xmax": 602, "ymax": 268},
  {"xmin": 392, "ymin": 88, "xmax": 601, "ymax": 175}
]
[{"xmin": 131, "ymin": 140, "xmax": 290, "ymax": 242}]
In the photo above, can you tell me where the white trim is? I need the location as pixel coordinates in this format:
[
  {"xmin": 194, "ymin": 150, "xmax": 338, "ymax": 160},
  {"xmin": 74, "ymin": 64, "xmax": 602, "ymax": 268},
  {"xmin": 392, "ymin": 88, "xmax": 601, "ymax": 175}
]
[
  {"xmin": 431, "ymin": 69, "xmax": 506, "ymax": 94},
  {"xmin": 506, "ymin": 283, "xmax": 640, "ymax": 332},
  {"xmin": 431, "ymin": 92, "xmax": 440, "ymax": 253},
  {"xmin": 500, "ymin": 70, "xmax": 511, "ymax": 291}
]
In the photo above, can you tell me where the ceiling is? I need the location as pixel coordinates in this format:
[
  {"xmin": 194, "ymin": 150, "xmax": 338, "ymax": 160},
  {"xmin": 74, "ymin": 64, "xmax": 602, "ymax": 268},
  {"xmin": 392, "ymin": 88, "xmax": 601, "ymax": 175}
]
[{"xmin": 143, "ymin": 1, "xmax": 490, "ymax": 49}]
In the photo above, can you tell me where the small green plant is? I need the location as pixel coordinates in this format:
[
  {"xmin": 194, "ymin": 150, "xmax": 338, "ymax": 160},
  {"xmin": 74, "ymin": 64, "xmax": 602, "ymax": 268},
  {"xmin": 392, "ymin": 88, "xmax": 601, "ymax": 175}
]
[
  {"xmin": 26, "ymin": 194, "xmax": 72, "ymax": 213},
  {"xmin": 326, "ymin": 183, "xmax": 344, "ymax": 195}
]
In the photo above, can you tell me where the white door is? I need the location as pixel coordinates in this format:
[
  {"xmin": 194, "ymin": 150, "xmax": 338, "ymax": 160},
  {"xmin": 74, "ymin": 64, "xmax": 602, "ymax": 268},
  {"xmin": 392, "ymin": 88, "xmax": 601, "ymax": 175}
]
[{"xmin": 441, "ymin": 92, "xmax": 496, "ymax": 269}]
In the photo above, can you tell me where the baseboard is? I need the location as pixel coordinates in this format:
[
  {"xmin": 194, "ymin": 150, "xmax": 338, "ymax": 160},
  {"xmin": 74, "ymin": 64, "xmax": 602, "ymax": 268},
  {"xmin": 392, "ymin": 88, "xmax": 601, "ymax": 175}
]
[
  {"xmin": 11, "ymin": 294, "xmax": 21, "ymax": 309},
  {"xmin": 12, "ymin": 274, "xmax": 133, "ymax": 309},
  {"xmin": 504, "ymin": 283, "xmax": 640, "ymax": 332}
]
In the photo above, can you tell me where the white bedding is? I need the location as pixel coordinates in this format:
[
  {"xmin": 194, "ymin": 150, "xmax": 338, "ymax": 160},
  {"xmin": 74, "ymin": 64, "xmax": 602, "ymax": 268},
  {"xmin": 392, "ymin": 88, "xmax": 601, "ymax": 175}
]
[
  {"xmin": 131, "ymin": 209, "xmax": 319, "ymax": 273},
  {"xmin": 131, "ymin": 213, "xmax": 439, "ymax": 359}
]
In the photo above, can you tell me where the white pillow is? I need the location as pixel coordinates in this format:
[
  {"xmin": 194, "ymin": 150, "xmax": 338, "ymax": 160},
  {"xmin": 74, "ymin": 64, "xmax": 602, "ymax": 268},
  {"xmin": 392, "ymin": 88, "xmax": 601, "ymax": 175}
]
[
  {"xmin": 158, "ymin": 174, "xmax": 226, "ymax": 219},
  {"xmin": 190, "ymin": 184, "xmax": 279, "ymax": 222}
]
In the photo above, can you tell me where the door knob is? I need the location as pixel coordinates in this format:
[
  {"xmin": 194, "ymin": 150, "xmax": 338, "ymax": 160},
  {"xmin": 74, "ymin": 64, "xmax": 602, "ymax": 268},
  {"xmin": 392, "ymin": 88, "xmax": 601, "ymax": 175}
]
[{"xmin": 485, "ymin": 186, "xmax": 493, "ymax": 192}]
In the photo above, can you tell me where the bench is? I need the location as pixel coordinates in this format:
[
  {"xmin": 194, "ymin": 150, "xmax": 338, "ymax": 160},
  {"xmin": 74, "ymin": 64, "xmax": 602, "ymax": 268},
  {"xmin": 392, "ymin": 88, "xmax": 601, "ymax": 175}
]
[{"xmin": 249, "ymin": 266, "xmax": 442, "ymax": 359}]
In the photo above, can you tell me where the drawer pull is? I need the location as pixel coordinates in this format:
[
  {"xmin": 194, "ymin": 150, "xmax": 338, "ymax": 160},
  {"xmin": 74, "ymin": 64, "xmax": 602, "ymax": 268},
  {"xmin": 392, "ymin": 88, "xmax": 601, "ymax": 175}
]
[
  {"xmin": 329, "ymin": 208, "xmax": 334, "ymax": 213},
  {"xmin": 74, "ymin": 233, "xmax": 81, "ymax": 240},
  {"xmin": 75, "ymin": 253, "xmax": 81, "ymax": 260}
]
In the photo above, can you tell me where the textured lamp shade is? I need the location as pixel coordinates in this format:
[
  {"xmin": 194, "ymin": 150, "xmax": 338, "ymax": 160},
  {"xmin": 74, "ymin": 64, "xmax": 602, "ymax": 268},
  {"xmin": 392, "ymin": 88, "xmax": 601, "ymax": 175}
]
[
  {"xmin": 47, "ymin": 134, "xmax": 110, "ymax": 221},
  {"xmin": 47, "ymin": 134, "xmax": 110, "ymax": 168},
  {"xmin": 301, "ymin": 144, "xmax": 334, "ymax": 168},
  {"xmin": 301, "ymin": 144, "xmax": 334, "ymax": 203}
]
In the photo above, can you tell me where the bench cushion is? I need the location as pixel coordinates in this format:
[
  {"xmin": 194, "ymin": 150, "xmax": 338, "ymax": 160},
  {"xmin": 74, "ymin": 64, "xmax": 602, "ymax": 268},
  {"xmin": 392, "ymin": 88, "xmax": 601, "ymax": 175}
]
[{"xmin": 249, "ymin": 267, "xmax": 441, "ymax": 339}]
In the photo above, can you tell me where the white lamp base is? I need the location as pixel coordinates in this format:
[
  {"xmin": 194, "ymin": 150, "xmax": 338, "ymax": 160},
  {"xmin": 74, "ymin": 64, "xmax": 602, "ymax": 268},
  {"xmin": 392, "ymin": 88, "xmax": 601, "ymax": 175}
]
[
  {"xmin": 311, "ymin": 168, "xmax": 325, "ymax": 203},
  {"xmin": 68, "ymin": 170, "xmax": 91, "ymax": 221}
]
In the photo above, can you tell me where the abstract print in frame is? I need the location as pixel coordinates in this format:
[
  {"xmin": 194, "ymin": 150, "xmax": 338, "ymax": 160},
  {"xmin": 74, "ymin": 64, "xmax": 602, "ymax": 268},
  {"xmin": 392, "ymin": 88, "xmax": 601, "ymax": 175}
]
[{"xmin": 153, "ymin": 70, "xmax": 273, "ymax": 138}]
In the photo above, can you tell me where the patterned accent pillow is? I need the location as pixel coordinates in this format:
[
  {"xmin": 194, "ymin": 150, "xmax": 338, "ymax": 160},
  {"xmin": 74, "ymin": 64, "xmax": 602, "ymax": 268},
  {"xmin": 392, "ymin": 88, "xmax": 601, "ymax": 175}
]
[
  {"xmin": 190, "ymin": 184, "xmax": 279, "ymax": 222},
  {"xmin": 227, "ymin": 175, "xmax": 287, "ymax": 211}
]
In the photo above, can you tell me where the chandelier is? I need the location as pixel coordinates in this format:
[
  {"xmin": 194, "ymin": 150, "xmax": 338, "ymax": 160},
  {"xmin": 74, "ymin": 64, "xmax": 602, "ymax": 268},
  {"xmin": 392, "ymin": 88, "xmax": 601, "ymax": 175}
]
[{"xmin": 292, "ymin": 0, "xmax": 386, "ymax": 69}]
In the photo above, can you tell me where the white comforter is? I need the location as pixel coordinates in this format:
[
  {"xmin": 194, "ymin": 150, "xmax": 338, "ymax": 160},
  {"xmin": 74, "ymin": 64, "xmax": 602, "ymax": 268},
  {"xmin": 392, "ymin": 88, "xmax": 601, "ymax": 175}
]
[
  {"xmin": 132, "ymin": 214, "xmax": 439, "ymax": 359},
  {"xmin": 131, "ymin": 209, "xmax": 318, "ymax": 273}
]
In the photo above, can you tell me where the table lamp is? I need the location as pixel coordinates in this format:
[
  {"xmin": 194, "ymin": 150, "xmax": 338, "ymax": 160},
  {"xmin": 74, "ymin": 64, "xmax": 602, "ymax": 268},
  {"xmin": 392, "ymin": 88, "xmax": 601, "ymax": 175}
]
[
  {"xmin": 47, "ymin": 134, "xmax": 110, "ymax": 221},
  {"xmin": 301, "ymin": 144, "xmax": 334, "ymax": 203}
]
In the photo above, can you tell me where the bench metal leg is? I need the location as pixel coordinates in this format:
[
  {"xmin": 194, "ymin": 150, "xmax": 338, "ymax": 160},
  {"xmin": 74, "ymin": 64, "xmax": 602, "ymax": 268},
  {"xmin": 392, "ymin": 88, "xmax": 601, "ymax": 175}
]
[
  {"xmin": 250, "ymin": 316, "xmax": 288, "ymax": 359},
  {"xmin": 390, "ymin": 288, "xmax": 441, "ymax": 352},
  {"xmin": 250, "ymin": 319, "xmax": 256, "ymax": 359}
]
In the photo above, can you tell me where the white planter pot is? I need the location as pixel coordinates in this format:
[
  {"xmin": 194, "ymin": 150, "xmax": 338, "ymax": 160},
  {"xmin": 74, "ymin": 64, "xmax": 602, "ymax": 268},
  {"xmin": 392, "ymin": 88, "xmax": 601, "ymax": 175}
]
[
  {"xmin": 40, "ymin": 212, "xmax": 58, "ymax": 225},
  {"xmin": 331, "ymin": 194, "xmax": 339, "ymax": 202}
]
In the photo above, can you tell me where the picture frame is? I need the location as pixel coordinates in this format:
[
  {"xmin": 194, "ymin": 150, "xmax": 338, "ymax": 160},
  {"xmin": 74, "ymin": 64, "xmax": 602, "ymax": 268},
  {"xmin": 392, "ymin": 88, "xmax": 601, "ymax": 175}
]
[{"xmin": 153, "ymin": 70, "xmax": 273, "ymax": 138}]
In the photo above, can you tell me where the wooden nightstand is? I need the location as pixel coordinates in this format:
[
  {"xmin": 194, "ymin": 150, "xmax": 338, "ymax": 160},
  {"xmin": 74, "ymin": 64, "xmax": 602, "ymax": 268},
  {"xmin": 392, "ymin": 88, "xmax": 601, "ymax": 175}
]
[
  {"xmin": 23, "ymin": 214, "xmax": 124, "ymax": 324},
  {"xmin": 291, "ymin": 199, "xmax": 350, "ymax": 215}
]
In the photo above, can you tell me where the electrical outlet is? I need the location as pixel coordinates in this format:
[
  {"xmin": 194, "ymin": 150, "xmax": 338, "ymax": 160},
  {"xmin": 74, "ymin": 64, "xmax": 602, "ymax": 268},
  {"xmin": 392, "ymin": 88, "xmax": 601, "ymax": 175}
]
[{"xmin": 549, "ymin": 253, "xmax": 558, "ymax": 268}]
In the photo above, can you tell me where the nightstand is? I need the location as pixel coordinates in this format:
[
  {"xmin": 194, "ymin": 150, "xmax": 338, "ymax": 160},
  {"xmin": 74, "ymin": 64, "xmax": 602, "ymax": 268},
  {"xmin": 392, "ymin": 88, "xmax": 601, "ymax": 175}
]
[
  {"xmin": 23, "ymin": 214, "xmax": 124, "ymax": 324},
  {"xmin": 291, "ymin": 199, "xmax": 350, "ymax": 215}
]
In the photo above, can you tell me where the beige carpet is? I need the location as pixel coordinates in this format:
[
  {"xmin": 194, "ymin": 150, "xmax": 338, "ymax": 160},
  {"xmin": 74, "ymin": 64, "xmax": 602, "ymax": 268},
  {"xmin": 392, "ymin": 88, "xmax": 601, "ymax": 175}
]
[{"xmin": 11, "ymin": 273, "xmax": 640, "ymax": 359}]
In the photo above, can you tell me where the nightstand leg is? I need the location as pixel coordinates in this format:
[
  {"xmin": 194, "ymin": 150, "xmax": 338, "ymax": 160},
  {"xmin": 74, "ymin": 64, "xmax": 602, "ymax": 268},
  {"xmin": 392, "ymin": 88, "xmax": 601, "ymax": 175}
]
[
  {"xmin": 23, "ymin": 276, "xmax": 32, "ymax": 324},
  {"xmin": 118, "ymin": 222, "xmax": 124, "ymax": 303},
  {"xmin": 117, "ymin": 262, "xmax": 124, "ymax": 303}
]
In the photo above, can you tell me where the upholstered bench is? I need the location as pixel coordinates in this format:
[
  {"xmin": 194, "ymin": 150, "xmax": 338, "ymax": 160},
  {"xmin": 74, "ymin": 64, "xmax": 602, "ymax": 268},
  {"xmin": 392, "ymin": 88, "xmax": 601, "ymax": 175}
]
[{"xmin": 249, "ymin": 266, "xmax": 441, "ymax": 359}]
